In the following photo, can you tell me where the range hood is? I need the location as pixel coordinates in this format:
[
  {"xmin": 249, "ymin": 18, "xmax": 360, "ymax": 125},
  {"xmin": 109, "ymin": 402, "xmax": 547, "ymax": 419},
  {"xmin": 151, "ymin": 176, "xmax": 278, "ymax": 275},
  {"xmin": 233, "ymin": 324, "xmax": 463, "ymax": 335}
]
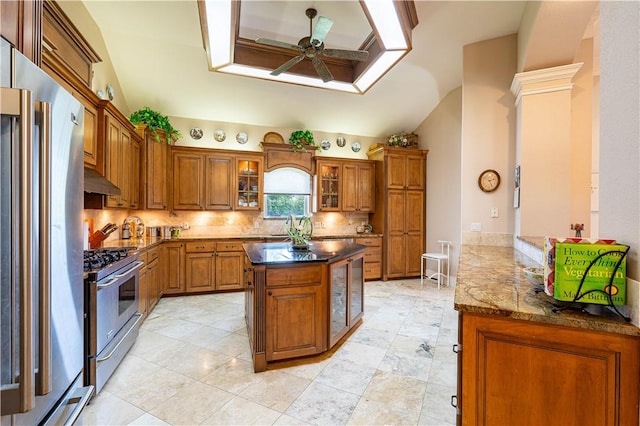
[{"xmin": 84, "ymin": 167, "xmax": 121, "ymax": 195}]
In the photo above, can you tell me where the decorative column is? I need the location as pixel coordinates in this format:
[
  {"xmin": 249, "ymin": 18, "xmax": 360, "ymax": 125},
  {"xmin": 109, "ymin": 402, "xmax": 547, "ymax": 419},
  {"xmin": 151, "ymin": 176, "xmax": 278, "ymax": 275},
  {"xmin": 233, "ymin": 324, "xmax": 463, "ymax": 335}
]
[{"xmin": 510, "ymin": 63, "xmax": 585, "ymax": 238}]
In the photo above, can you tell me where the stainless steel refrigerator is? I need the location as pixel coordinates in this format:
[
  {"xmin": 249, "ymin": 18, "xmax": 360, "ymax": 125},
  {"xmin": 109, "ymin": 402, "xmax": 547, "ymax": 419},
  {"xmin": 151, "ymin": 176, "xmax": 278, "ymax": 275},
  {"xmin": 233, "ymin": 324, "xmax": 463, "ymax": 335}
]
[{"xmin": 1, "ymin": 38, "xmax": 93, "ymax": 424}]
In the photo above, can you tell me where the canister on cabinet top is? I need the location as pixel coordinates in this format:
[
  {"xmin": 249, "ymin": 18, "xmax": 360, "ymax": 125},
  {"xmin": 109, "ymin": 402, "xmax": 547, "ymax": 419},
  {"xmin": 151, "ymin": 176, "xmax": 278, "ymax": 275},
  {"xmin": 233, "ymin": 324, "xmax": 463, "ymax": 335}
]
[
  {"xmin": 146, "ymin": 226, "xmax": 160, "ymax": 237},
  {"xmin": 163, "ymin": 226, "xmax": 172, "ymax": 237}
]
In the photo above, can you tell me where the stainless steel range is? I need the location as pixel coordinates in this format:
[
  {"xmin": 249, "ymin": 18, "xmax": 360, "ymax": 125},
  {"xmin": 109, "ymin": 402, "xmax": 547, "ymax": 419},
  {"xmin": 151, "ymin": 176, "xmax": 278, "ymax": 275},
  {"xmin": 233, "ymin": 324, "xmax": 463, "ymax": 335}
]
[{"xmin": 84, "ymin": 247, "xmax": 143, "ymax": 394}]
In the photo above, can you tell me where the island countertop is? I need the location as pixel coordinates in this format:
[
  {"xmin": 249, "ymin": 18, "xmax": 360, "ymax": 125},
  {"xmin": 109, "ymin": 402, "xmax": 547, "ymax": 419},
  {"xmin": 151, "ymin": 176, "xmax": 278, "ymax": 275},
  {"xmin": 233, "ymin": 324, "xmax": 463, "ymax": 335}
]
[
  {"xmin": 243, "ymin": 240, "xmax": 366, "ymax": 265},
  {"xmin": 455, "ymin": 244, "xmax": 640, "ymax": 337}
]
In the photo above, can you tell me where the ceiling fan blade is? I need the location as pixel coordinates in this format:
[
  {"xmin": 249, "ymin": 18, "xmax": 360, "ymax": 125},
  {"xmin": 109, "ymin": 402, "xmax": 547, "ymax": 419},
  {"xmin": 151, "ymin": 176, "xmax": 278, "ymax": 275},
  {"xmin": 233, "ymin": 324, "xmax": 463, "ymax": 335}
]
[
  {"xmin": 256, "ymin": 37, "xmax": 303, "ymax": 52},
  {"xmin": 271, "ymin": 54, "xmax": 306, "ymax": 76},
  {"xmin": 311, "ymin": 16, "xmax": 333, "ymax": 45},
  {"xmin": 322, "ymin": 48, "xmax": 369, "ymax": 61},
  {"xmin": 312, "ymin": 56, "xmax": 334, "ymax": 83}
]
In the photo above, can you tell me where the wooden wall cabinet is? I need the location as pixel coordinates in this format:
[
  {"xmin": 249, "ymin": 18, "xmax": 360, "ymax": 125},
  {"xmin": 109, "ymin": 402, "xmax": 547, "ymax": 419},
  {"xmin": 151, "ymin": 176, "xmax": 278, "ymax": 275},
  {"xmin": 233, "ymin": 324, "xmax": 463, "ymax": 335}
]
[
  {"xmin": 368, "ymin": 146, "xmax": 427, "ymax": 280},
  {"xmin": 171, "ymin": 147, "xmax": 262, "ymax": 212},
  {"xmin": 172, "ymin": 150, "xmax": 205, "ymax": 210},
  {"xmin": 1, "ymin": 0, "xmax": 42, "ymax": 65},
  {"xmin": 101, "ymin": 102, "xmax": 142, "ymax": 209},
  {"xmin": 135, "ymin": 126, "xmax": 168, "ymax": 210},
  {"xmin": 162, "ymin": 242, "xmax": 185, "ymax": 294},
  {"xmin": 206, "ymin": 154, "xmax": 234, "ymax": 210},
  {"xmin": 458, "ymin": 312, "xmax": 640, "ymax": 426},
  {"xmin": 236, "ymin": 156, "xmax": 263, "ymax": 211},
  {"xmin": 354, "ymin": 237, "xmax": 382, "ymax": 280},
  {"xmin": 315, "ymin": 159, "xmax": 375, "ymax": 213},
  {"xmin": 342, "ymin": 160, "xmax": 375, "ymax": 212},
  {"xmin": 316, "ymin": 160, "xmax": 342, "ymax": 211}
]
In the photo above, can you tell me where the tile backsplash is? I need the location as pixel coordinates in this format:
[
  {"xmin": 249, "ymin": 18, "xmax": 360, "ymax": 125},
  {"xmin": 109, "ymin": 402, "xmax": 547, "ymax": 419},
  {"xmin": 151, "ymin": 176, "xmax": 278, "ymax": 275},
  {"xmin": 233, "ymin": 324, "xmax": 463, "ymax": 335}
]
[{"xmin": 83, "ymin": 209, "xmax": 370, "ymax": 243}]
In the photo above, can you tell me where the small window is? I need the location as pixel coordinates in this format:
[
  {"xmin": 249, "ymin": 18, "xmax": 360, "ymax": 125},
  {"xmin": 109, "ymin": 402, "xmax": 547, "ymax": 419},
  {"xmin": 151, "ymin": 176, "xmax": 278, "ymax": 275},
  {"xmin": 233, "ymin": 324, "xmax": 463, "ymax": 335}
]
[{"xmin": 263, "ymin": 168, "xmax": 311, "ymax": 218}]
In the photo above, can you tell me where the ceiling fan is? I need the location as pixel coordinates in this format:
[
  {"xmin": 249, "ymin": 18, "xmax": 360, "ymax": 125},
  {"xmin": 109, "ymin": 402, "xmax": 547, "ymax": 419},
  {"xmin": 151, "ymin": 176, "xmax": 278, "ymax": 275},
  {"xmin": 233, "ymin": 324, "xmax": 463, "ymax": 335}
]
[{"xmin": 255, "ymin": 8, "xmax": 369, "ymax": 83}]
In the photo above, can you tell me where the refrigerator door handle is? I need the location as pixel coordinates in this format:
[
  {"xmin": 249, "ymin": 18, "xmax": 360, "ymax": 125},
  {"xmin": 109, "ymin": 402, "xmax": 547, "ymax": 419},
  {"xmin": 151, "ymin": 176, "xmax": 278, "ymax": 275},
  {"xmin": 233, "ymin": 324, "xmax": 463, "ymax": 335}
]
[
  {"xmin": 0, "ymin": 87, "xmax": 36, "ymax": 414},
  {"xmin": 36, "ymin": 100, "xmax": 52, "ymax": 396}
]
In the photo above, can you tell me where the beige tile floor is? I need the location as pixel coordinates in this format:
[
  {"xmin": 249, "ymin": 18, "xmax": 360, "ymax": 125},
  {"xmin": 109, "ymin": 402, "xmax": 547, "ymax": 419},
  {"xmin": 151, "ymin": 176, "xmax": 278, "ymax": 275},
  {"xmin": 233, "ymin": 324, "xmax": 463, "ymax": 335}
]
[{"xmin": 83, "ymin": 278, "xmax": 458, "ymax": 425}]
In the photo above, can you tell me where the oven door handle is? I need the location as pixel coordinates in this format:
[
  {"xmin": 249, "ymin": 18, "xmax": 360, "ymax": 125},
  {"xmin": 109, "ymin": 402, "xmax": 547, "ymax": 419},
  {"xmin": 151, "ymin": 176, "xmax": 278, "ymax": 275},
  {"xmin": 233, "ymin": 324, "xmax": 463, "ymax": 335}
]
[
  {"xmin": 96, "ymin": 261, "xmax": 144, "ymax": 289},
  {"xmin": 96, "ymin": 277, "xmax": 118, "ymax": 289},
  {"xmin": 113, "ymin": 261, "xmax": 144, "ymax": 278},
  {"xmin": 95, "ymin": 313, "xmax": 143, "ymax": 363}
]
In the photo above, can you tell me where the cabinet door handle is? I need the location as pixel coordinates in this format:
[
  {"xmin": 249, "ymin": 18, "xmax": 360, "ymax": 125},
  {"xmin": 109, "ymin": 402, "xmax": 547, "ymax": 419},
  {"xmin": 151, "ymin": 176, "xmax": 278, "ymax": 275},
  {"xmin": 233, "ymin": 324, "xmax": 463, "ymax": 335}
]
[
  {"xmin": 452, "ymin": 343, "xmax": 461, "ymax": 353},
  {"xmin": 450, "ymin": 395, "xmax": 458, "ymax": 408},
  {"xmin": 268, "ymin": 290, "xmax": 272, "ymax": 296}
]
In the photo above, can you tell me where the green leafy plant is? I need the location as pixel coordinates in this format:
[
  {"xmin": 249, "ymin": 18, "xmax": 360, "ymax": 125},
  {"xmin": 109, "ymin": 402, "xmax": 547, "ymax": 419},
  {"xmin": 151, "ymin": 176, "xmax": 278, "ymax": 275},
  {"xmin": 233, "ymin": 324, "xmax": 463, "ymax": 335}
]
[
  {"xmin": 129, "ymin": 106, "xmax": 181, "ymax": 143},
  {"xmin": 289, "ymin": 130, "xmax": 320, "ymax": 152},
  {"xmin": 284, "ymin": 215, "xmax": 313, "ymax": 248}
]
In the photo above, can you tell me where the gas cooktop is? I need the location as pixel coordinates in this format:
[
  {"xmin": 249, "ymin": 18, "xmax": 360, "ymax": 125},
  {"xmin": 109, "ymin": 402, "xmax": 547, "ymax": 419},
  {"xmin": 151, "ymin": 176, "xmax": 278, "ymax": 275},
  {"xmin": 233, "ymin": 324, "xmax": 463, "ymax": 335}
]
[{"xmin": 83, "ymin": 247, "xmax": 137, "ymax": 274}]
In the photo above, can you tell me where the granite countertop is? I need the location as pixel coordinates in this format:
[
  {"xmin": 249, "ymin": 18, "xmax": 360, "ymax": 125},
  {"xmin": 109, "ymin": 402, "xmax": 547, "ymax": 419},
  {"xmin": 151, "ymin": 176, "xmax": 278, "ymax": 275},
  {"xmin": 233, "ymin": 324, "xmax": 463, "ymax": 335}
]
[
  {"xmin": 99, "ymin": 233, "xmax": 382, "ymax": 252},
  {"xmin": 243, "ymin": 240, "xmax": 366, "ymax": 265},
  {"xmin": 455, "ymin": 245, "xmax": 640, "ymax": 337}
]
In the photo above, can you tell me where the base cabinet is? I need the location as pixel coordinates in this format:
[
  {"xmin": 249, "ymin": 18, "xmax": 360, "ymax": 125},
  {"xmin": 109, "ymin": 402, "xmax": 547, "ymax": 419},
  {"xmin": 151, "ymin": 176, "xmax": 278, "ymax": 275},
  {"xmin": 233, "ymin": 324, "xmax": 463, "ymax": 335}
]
[
  {"xmin": 138, "ymin": 245, "xmax": 160, "ymax": 321},
  {"xmin": 457, "ymin": 312, "xmax": 640, "ymax": 426},
  {"xmin": 146, "ymin": 247, "xmax": 161, "ymax": 311},
  {"xmin": 184, "ymin": 240, "xmax": 244, "ymax": 293},
  {"xmin": 329, "ymin": 253, "xmax": 364, "ymax": 347},
  {"xmin": 162, "ymin": 242, "xmax": 185, "ymax": 294},
  {"xmin": 354, "ymin": 237, "xmax": 382, "ymax": 280},
  {"xmin": 266, "ymin": 283, "xmax": 327, "ymax": 361}
]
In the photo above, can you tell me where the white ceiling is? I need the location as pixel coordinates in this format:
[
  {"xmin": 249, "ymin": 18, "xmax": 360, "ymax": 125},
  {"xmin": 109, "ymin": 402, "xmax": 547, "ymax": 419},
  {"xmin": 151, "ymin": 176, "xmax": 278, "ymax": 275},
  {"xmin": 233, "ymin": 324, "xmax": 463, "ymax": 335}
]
[{"xmin": 81, "ymin": 1, "xmax": 526, "ymax": 138}]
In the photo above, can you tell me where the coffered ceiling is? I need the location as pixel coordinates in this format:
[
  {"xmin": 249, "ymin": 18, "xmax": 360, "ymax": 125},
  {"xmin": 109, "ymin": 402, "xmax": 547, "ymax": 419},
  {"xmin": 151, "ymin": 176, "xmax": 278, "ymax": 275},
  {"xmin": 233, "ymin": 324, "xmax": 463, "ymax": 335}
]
[{"xmin": 79, "ymin": 1, "xmax": 526, "ymax": 138}]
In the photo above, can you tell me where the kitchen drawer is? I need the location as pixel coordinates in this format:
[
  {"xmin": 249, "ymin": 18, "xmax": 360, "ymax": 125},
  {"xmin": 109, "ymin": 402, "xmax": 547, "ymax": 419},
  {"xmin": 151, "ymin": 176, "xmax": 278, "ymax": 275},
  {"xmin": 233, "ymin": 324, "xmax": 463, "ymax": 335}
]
[
  {"xmin": 137, "ymin": 250, "xmax": 148, "ymax": 266},
  {"xmin": 364, "ymin": 262, "xmax": 381, "ymax": 280},
  {"xmin": 147, "ymin": 246, "xmax": 160, "ymax": 263},
  {"xmin": 266, "ymin": 264, "xmax": 322, "ymax": 287},
  {"xmin": 186, "ymin": 241, "xmax": 216, "ymax": 253},
  {"xmin": 355, "ymin": 237, "xmax": 382, "ymax": 247},
  {"xmin": 216, "ymin": 241, "xmax": 243, "ymax": 252},
  {"xmin": 363, "ymin": 247, "xmax": 381, "ymax": 263}
]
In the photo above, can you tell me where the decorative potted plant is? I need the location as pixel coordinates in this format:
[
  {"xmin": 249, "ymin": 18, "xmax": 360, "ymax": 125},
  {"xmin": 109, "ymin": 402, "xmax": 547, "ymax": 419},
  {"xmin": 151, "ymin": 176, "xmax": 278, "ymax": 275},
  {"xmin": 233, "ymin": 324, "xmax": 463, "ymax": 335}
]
[
  {"xmin": 284, "ymin": 215, "xmax": 314, "ymax": 250},
  {"xmin": 129, "ymin": 106, "xmax": 182, "ymax": 143},
  {"xmin": 289, "ymin": 130, "xmax": 320, "ymax": 152}
]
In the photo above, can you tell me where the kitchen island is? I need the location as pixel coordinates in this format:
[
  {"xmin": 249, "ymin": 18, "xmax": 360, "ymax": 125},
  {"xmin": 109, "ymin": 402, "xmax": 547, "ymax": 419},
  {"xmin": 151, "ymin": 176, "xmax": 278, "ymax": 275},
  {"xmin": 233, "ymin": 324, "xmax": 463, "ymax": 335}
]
[
  {"xmin": 454, "ymin": 245, "xmax": 640, "ymax": 426},
  {"xmin": 243, "ymin": 240, "xmax": 366, "ymax": 372}
]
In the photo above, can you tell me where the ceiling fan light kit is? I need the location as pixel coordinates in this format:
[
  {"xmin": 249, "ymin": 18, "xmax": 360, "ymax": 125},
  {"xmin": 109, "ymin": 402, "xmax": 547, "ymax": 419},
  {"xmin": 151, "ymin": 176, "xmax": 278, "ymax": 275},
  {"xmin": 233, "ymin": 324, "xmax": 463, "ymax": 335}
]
[{"xmin": 199, "ymin": 0, "xmax": 418, "ymax": 93}]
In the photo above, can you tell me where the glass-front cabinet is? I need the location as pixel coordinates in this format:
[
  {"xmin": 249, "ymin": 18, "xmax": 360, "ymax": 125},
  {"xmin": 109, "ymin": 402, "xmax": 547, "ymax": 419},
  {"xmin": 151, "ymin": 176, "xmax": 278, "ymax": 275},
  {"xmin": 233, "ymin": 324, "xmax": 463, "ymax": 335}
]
[
  {"xmin": 329, "ymin": 252, "xmax": 365, "ymax": 347},
  {"xmin": 236, "ymin": 156, "xmax": 263, "ymax": 210},
  {"xmin": 317, "ymin": 161, "xmax": 341, "ymax": 211}
]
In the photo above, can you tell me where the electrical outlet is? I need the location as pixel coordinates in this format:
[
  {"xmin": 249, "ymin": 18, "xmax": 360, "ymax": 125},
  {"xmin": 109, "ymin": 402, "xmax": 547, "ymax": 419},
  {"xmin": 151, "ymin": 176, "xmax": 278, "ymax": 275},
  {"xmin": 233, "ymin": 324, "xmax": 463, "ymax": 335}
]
[
  {"xmin": 471, "ymin": 222, "xmax": 481, "ymax": 232},
  {"xmin": 182, "ymin": 222, "xmax": 190, "ymax": 230},
  {"xmin": 314, "ymin": 222, "xmax": 322, "ymax": 229},
  {"xmin": 254, "ymin": 220, "xmax": 261, "ymax": 229},
  {"xmin": 491, "ymin": 207, "xmax": 499, "ymax": 218}
]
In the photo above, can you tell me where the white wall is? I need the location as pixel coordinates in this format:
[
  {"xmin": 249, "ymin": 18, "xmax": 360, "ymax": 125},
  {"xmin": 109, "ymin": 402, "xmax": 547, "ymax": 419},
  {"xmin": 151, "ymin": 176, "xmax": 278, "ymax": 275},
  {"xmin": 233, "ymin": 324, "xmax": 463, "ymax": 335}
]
[
  {"xmin": 461, "ymin": 34, "xmax": 518, "ymax": 246},
  {"xmin": 599, "ymin": 1, "xmax": 640, "ymax": 326},
  {"xmin": 599, "ymin": 2, "xmax": 640, "ymax": 279},
  {"xmin": 415, "ymin": 86, "xmax": 462, "ymax": 278}
]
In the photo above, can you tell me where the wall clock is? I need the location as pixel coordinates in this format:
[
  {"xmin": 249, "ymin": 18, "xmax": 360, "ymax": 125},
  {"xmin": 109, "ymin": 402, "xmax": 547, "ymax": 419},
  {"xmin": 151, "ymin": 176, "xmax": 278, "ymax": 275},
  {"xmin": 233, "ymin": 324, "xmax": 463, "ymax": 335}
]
[{"xmin": 478, "ymin": 169, "xmax": 500, "ymax": 192}]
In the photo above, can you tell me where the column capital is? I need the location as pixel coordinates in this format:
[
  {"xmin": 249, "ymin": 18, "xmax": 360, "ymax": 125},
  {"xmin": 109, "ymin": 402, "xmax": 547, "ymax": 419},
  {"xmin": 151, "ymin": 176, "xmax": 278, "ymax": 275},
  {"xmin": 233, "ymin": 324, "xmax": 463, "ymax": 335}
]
[{"xmin": 510, "ymin": 63, "xmax": 583, "ymax": 104}]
